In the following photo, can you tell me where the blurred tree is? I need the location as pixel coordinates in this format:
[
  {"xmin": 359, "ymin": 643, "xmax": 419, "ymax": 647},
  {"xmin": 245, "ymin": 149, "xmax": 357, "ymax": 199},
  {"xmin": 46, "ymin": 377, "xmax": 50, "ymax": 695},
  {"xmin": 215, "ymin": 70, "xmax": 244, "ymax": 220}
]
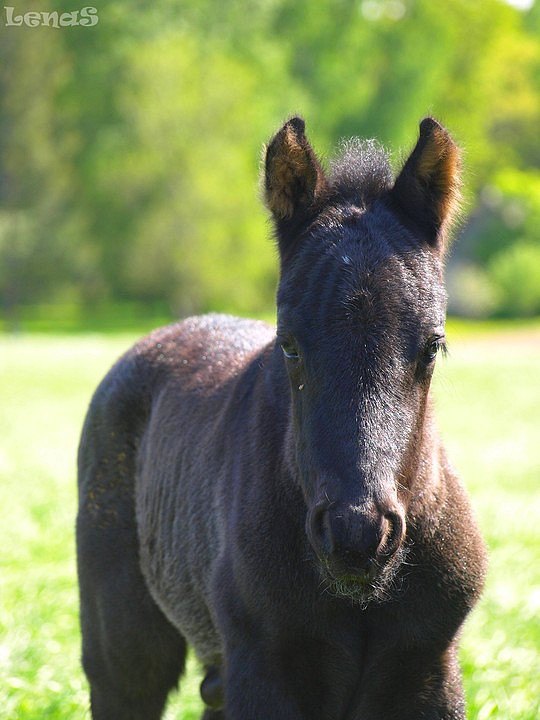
[
  {"xmin": 0, "ymin": 0, "xmax": 539, "ymax": 323},
  {"xmin": 0, "ymin": 10, "xmax": 84, "ymax": 326}
]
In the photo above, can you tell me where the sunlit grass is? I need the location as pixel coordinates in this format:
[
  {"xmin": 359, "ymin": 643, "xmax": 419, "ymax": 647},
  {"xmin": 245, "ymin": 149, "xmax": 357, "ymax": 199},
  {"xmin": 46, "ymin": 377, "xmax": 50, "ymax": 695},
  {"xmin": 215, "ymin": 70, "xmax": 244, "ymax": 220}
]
[
  {"xmin": 1, "ymin": 323, "xmax": 539, "ymax": 719},
  {"xmin": 434, "ymin": 326, "xmax": 540, "ymax": 719}
]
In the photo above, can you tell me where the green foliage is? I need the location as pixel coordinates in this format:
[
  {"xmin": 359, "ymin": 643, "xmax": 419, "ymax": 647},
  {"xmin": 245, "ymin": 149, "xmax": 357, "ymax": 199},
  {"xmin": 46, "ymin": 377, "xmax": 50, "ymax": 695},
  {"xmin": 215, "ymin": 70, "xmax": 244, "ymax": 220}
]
[
  {"xmin": 456, "ymin": 167, "xmax": 540, "ymax": 317},
  {"xmin": 1, "ymin": 327, "xmax": 540, "ymax": 718},
  {"xmin": 1, "ymin": 1, "xmax": 539, "ymax": 320},
  {"xmin": 447, "ymin": 263, "xmax": 499, "ymax": 318},
  {"xmin": 489, "ymin": 241, "xmax": 540, "ymax": 315}
]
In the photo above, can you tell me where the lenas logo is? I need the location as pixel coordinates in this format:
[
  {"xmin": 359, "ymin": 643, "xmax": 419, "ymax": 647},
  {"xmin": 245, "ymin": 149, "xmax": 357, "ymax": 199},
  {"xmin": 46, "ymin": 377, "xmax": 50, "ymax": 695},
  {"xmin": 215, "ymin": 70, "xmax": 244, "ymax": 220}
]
[{"xmin": 3, "ymin": 6, "xmax": 99, "ymax": 27}]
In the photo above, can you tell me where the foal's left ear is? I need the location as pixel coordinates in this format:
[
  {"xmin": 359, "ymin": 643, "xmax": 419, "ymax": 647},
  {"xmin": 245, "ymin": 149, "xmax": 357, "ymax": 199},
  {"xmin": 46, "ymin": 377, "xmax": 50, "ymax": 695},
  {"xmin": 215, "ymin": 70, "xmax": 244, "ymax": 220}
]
[{"xmin": 391, "ymin": 118, "xmax": 461, "ymax": 251}]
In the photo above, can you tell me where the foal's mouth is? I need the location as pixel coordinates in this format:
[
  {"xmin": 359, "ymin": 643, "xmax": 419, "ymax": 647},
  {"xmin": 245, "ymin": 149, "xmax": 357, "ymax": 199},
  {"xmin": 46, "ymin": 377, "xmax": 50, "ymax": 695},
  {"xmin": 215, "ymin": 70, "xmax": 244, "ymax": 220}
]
[{"xmin": 319, "ymin": 549, "xmax": 406, "ymax": 606}]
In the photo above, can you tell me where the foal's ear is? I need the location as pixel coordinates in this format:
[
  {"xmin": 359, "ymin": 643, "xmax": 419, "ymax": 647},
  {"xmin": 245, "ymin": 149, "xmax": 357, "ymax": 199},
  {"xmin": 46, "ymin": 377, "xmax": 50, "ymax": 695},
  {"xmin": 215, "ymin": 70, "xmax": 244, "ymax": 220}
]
[
  {"xmin": 264, "ymin": 117, "xmax": 327, "ymax": 225},
  {"xmin": 391, "ymin": 118, "xmax": 461, "ymax": 250}
]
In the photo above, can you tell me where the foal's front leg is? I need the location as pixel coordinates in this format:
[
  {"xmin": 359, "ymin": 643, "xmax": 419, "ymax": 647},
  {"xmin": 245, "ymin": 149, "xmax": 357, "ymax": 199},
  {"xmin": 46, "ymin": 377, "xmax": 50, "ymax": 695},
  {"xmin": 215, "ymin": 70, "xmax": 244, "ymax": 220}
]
[
  {"xmin": 222, "ymin": 640, "xmax": 313, "ymax": 720},
  {"xmin": 354, "ymin": 644, "xmax": 466, "ymax": 720}
]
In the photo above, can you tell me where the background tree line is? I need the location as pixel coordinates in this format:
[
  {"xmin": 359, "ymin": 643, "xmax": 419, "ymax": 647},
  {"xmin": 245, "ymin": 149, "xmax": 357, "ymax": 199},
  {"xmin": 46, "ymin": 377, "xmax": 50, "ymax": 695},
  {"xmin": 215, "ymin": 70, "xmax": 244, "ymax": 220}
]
[{"xmin": 1, "ymin": 0, "xmax": 539, "ymax": 329}]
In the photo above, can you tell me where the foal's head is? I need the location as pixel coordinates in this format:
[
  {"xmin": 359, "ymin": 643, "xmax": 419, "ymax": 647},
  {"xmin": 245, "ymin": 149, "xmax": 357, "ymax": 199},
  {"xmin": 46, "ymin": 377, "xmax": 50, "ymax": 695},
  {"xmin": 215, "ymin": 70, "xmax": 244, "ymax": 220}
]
[{"xmin": 265, "ymin": 116, "xmax": 460, "ymax": 602}]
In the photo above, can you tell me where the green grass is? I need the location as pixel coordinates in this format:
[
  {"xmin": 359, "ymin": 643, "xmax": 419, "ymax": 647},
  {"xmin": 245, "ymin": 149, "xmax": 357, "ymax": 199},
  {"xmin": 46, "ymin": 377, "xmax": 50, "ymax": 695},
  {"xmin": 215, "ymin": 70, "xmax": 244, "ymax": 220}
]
[
  {"xmin": 0, "ymin": 302, "xmax": 175, "ymax": 335},
  {"xmin": 1, "ymin": 324, "xmax": 539, "ymax": 719}
]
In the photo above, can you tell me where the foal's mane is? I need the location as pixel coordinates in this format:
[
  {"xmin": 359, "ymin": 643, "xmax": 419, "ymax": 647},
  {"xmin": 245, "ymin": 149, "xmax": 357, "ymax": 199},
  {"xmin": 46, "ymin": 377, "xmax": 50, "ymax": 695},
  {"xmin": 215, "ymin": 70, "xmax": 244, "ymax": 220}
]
[{"xmin": 328, "ymin": 139, "xmax": 394, "ymax": 208}]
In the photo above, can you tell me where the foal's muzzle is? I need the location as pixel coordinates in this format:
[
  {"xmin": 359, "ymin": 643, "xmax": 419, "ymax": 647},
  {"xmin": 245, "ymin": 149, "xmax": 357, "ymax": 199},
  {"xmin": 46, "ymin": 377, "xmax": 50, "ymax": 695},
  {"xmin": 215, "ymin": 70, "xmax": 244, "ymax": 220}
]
[{"xmin": 307, "ymin": 499, "xmax": 406, "ymax": 580}]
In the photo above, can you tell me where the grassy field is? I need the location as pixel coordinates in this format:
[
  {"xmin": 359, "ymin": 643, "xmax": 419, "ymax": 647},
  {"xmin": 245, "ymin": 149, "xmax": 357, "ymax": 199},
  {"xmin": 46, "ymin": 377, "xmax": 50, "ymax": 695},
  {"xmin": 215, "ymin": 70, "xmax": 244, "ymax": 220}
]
[{"xmin": 1, "ymin": 322, "xmax": 539, "ymax": 719}]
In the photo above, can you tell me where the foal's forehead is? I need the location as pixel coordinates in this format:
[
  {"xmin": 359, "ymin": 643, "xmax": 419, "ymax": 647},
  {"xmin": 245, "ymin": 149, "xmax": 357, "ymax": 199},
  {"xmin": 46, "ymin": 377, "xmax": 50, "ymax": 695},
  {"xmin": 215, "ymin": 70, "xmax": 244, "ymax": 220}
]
[{"xmin": 280, "ymin": 209, "xmax": 446, "ymax": 333}]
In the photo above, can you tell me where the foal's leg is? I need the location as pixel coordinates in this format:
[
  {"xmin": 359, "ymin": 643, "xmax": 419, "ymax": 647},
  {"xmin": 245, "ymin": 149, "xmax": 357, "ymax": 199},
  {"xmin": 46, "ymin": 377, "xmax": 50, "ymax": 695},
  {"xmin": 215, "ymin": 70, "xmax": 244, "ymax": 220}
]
[
  {"xmin": 78, "ymin": 520, "xmax": 188, "ymax": 720},
  {"xmin": 220, "ymin": 637, "xmax": 320, "ymax": 720},
  {"xmin": 354, "ymin": 644, "xmax": 466, "ymax": 720},
  {"xmin": 200, "ymin": 665, "xmax": 224, "ymax": 720},
  {"xmin": 214, "ymin": 586, "xmax": 324, "ymax": 719},
  {"xmin": 77, "ymin": 409, "xmax": 187, "ymax": 720}
]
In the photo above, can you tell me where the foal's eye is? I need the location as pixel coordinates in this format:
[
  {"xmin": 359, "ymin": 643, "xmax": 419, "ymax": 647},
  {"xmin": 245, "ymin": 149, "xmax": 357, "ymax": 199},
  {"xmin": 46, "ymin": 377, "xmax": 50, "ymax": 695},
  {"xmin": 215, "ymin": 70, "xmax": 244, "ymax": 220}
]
[
  {"xmin": 423, "ymin": 336, "xmax": 446, "ymax": 363},
  {"xmin": 280, "ymin": 341, "xmax": 300, "ymax": 362}
]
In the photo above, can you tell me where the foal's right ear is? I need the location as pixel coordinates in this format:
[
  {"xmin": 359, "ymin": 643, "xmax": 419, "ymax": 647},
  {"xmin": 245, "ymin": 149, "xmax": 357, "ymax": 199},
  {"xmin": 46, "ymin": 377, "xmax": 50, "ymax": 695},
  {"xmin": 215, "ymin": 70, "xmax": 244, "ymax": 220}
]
[{"xmin": 264, "ymin": 117, "xmax": 327, "ymax": 227}]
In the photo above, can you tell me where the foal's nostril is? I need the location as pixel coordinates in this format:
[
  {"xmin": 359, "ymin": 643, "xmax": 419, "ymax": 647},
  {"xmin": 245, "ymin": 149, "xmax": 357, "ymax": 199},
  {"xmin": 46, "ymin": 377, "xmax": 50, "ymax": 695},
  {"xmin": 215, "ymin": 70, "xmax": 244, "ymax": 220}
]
[
  {"xmin": 379, "ymin": 510, "xmax": 406, "ymax": 558},
  {"xmin": 307, "ymin": 502, "xmax": 333, "ymax": 557}
]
